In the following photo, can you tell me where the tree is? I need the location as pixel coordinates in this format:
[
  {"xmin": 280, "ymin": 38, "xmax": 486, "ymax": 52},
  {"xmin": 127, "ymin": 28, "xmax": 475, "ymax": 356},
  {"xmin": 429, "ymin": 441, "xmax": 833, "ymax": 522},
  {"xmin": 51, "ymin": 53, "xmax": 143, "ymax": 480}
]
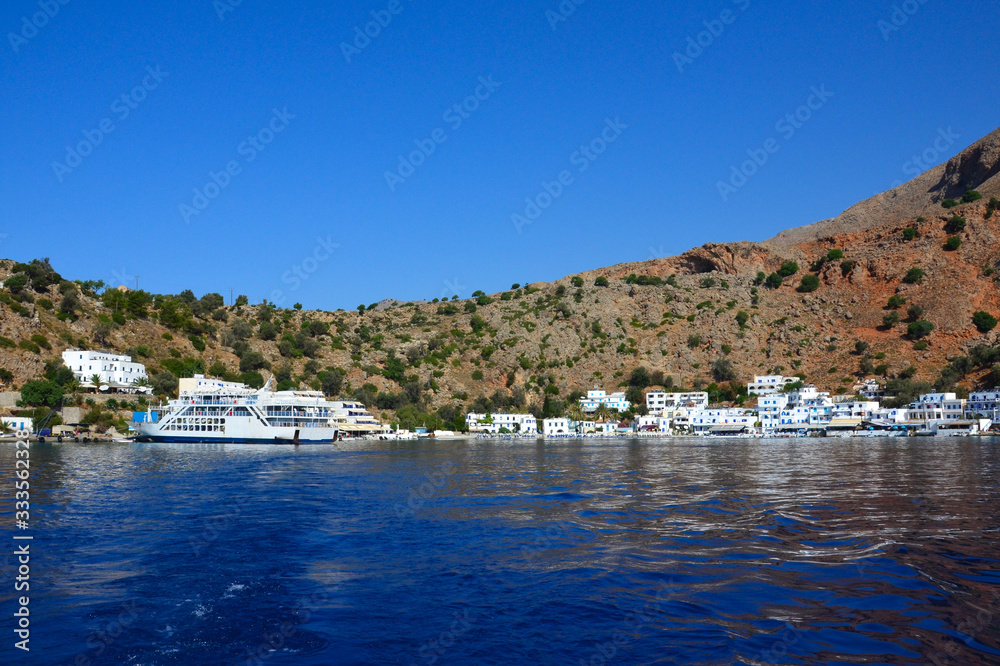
[
  {"xmin": 754, "ymin": 272, "xmax": 766, "ymax": 286},
  {"xmin": 321, "ymin": 368, "xmax": 346, "ymax": 397},
  {"xmin": 711, "ymin": 358, "xmax": 736, "ymax": 382},
  {"xmin": 150, "ymin": 372, "xmax": 179, "ymax": 396},
  {"xmin": 765, "ymin": 272, "xmax": 783, "ymax": 289},
  {"xmin": 944, "ymin": 236, "xmax": 962, "ymax": 251},
  {"xmin": 826, "ymin": 249, "xmax": 844, "ymax": 261},
  {"xmin": 907, "ymin": 320, "xmax": 934, "ymax": 339},
  {"xmin": 883, "ymin": 311, "xmax": 900, "ymax": 328},
  {"xmin": 973, "ymin": 311, "xmax": 998, "ymax": 333},
  {"xmin": 357, "ymin": 304, "xmax": 366, "ymax": 314},
  {"xmin": 962, "ymin": 190, "xmax": 983, "ymax": 203},
  {"xmin": 902, "ymin": 227, "xmax": 916, "ymax": 241},
  {"xmin": 239, "ymin": 351, "xmax": 270, "ymax": 373},
  {"xmin": 594, "ymin": 277, "xmax": 609, "ymax": 287},
  {"xmin": 903, "ymin": 268, "xmax": 924, "ymax": 284},
  {"xmin": 571, "ymin": 277, "xmax": 584, "ymax": 287},
  {"xmin": 235, "ymin": 294, "xmax": 249, "ymax": 306},
  {"xmin": 18, "ymin": 380, "xmax": 63, "ymax": 407},
  {"xmin": 887, "ymin": 295, "xmax": 906, "ymax": 309},
  {"xmin": 907, "ymin": 305, "xmax": 924, "ymax": 321},
  {"xmin": 798, "ymin": 274, "xmax": 820, "ymax": 293},
  {"xmin": 628, "ymin": 366, "xmax": 651, "ymax": 388},
  {"xmin": 736, "ymin": 310, "xmax": 749, "ymax": 329}
]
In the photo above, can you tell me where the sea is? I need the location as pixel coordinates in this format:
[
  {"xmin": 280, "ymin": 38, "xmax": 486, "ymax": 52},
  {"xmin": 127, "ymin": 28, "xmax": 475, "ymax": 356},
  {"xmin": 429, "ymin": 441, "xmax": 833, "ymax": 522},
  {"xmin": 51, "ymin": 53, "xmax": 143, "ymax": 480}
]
[{"xmin": 1, "ymin": 437, "xmax": 999, "ymax": 665}]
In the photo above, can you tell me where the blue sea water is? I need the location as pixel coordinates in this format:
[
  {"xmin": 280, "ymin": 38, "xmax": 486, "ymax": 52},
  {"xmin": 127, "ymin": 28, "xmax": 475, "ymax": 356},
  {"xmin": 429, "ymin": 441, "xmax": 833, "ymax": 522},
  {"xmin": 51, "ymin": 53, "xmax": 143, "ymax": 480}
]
[{"xmin": 2, "ymin": 437, "xmax": 1000, "ymax": 665}]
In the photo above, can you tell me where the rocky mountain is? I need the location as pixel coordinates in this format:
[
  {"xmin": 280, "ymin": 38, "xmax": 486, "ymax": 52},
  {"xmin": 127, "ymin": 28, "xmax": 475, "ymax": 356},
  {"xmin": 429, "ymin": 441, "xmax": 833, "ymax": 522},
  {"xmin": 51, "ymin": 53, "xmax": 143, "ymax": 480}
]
[{"xmin": 3, "ymin": 127, "xmax": 1000, "ymax": 427}]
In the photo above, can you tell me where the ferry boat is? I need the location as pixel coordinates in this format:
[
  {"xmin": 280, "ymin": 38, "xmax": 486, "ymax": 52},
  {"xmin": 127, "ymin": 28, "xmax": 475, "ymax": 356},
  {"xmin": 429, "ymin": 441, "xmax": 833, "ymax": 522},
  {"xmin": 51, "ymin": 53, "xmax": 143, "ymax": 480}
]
[{"xmin": 132, "ymin": 375, "xmax": 340, "ymax": 444}]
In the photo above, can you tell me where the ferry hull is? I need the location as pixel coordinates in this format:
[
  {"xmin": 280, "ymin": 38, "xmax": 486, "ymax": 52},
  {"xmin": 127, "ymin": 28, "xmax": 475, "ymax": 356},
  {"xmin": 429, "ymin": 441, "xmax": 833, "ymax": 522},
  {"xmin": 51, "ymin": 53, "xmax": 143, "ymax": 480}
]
[{"xmin": 133, "ymin": 435, "xmax": 337, "ymax": 445}]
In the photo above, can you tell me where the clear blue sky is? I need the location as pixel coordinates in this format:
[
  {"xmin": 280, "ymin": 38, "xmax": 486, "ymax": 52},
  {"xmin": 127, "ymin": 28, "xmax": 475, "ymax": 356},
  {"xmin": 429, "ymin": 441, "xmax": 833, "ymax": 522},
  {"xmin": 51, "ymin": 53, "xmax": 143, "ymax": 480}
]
[{"xmin": 3, "ymin": 0, "xmax": 998, "ymax": 310}]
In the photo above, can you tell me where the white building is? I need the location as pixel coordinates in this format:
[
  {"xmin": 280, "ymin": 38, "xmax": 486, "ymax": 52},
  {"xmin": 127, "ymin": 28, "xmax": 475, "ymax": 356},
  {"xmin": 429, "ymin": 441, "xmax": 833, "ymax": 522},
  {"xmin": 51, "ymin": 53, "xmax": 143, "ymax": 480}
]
[
  {"xmin": 62, "ymin": 349, "xmax": 149, "ymax": 388},
  {"xmin": 690, "ymin": 408, "xmax": 755, "ymax": 435},
  {"xmin": 747, "ymin": 375, "xmax": 798, "ymax": 396},
  {"xmin": 580, "ymin": 389, "xmax": 630, "ymax": 414},
  {"xmin": 465, "ymin": 412, "xmax": 537, "ymax": 435},
  {"xmin": 907, "ymin": 393, "xmax": 966, "ymax": 423},
  {"xmin": 757, "ymin": 394, "xmax": 789, "ymax": 432},
  {"xmin": 543, "ymin": 417, "xmax": 572, "ymax": 436},
  {"xmin": 854, "ymin": 379, "xmax": 885, "ymax": 401},
  {"xmin": 1, "ymin": 416, "xmax": 33, "ymax": 433},
  {"xmin": 329, "ymin": 400, "xmax": 390, "ymax": 436},
  {"xmin": 966, "ymin": 391, "xmax": 1000, "ymax": 419},
  {"xmin": 636, "ymin": 415, "xmax": 671, "ymax": 434},
  {"xmin": 869, "ymin": 407, "xmax": 910, "ymax": 423},
  {"xmin": 645, "ymin": 391, "xmax": 709, "ymax": 415}
]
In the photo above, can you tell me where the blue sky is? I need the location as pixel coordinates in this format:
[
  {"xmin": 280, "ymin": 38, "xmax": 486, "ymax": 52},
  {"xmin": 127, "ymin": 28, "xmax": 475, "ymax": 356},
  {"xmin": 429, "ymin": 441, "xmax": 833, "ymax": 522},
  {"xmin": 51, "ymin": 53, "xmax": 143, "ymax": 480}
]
[{"xmin": 3, "ymin": 0, "xmax": 998, "ymax": 310}]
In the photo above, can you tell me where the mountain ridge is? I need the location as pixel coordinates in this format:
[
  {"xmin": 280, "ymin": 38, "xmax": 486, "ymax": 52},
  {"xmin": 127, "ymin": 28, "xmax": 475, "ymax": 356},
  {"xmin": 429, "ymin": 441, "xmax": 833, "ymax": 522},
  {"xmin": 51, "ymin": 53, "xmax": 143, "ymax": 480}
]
[{"xmin": 2, "ymin": 126, "xmax": 1000, "ymax": 428}]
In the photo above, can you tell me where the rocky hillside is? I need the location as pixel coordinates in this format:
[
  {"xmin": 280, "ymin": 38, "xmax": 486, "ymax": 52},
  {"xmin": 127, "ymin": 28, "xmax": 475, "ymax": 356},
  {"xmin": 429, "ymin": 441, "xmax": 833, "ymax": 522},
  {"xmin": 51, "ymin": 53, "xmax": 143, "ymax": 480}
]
[{"xmin": 3, "ymin": 127, "xmax": 1000, "ymax": 427}]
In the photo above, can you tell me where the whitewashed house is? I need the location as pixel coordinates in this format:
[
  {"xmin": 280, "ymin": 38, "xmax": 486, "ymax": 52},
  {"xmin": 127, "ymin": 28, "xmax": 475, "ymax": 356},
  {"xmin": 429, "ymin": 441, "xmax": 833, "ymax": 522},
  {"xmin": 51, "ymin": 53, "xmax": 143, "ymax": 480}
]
[
  {"xmin": 690, "ymin": 408, "xmax": 754, "ymax": 436},
  {"xmin": 580, "ymin": 389, "xmax": 631, "ymax": 414},
  {"xmin": 636, "ymin": 415, "xmax": 671, "ymax": 434},
  {"xmin": 747, "ymin": 375, "xmax": 798, "ymax": 396},
  {"xmin": 62, "ymin": 349, "xmax": 149, "ymax": 388},
  {"xmin": 465, "ymin": 412, "xmax": 537, "ymax": 435},
  {"xmin": 907, "ymin": 393, "xmax": 966, "ymax": 423},
  {"xmin": 543, "ymin": 417, "xmax": 573, "ymax": 436},
  {"xmin": 645, "ymin": 391, "xmax": 709, "ymax": 415},
  {"xmin": 1, "ymin": 416, "xmax": 33, "ymax": 433},
  {"xmin": 966, "ymin": 391, "xmax": 1000, "ymax": 419}
]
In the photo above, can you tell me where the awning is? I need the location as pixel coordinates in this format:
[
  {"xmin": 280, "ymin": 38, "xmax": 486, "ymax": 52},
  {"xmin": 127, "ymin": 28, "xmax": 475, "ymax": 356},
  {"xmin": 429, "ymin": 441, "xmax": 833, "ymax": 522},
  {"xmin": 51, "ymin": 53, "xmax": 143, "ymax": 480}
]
[
  {"xmin": 710, "ymin": 425, "xmax": 748, "ymax": 433},
  {"xmin": 776, "ymin": 423, "xmax": 825, "ymax": 430},
  {"xmin": 827, "ymin": 418, "xmax": 862, "ymax": 429}
]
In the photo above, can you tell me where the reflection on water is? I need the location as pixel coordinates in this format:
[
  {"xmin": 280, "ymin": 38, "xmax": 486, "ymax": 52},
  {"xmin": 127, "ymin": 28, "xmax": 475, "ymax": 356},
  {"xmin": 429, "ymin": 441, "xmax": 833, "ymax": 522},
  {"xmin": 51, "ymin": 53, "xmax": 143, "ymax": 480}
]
[{"xmin": 1, "ymin": 438, "xmax": 999, "ymax": 665}]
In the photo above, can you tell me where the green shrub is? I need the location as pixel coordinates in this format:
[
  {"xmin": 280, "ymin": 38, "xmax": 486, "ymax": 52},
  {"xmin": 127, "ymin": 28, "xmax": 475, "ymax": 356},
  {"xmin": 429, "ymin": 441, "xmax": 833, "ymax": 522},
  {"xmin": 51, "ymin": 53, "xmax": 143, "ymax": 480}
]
[
  {"xmin": 189, "ymin": 335, "xmax": 206, "ymax": 352},
  {"xmin": 162, "ymin": 332, "xmax": 173, "ymax": 341},
  {"xmin": 902, "ymin": 227, "xmax": 916, "ymax": 241},
  {"xmin": 0, "ymin": 337, "xmax": 15, "ymax": 349},
  {"xmin": 840, "ymin": 260, "xmax": 856, "ymax": 275},
  {"xmin": 471, "ymin": 370, "xmax": 484, "ymax": 381},
  {"xmin": 903, "ymin": 268, "xmax": 924, "ymax": 284},
  {"xmin": 765, "ymin": 272, "xmax": 783, "ymax": 289},
  {"xmin": 826, "ymin": 249, "xmax": 843, "ymax": 261},
  {"xmin": 883, "ymin": 311, "xmax": 900, "ymax": 327},
  {"xmin": 754, "ymin": 271, "xmax": 766, "ymax": 286},
  {"xmin": 687, "ymin": 334, "xmax": 702, "ymax": 349},
  {"xmin": 887, "ymin": 295, "xmax": 906, "ymax": 309},
  {"xmin": 700, "ymin": 277, "xmax": 717, "ymax": 289},
  {"xmin": 36, "ymin": 298, "xmax": 53, "ymax": 311},
  {"xmin": 962, "ymin": 190, "xmax": 983, "ymax": 203},
  {"xmin": 30, "ymin": 334, "xmax": 51, "ymax": 350},
  {"xmin": 944, "ymin": 236, "xmax": 962, "ymax": 251},
  {"xmin": 973, "ymin": 311, "xmax": 998, "ymax": 333},
  {"xmin": 777, "ymin": 261, "xmax": 799, "ymax": 277},
  {"xmin": 907, "ymin": 320, "xmax": 934, "ymax": 339},
  {"xmin": 18, "ymin": 339, "xmax": 40, "ymax": 354},
  {"xmin": 913, "ymin": 341, "xmax": 929, "ymax": 351},
  {"xmin": 735, "ymin": 310, "xmax": 749, "ymax": 328},
  {"xmin": 798, "ymin": 274, "xmax": 820, "ymax": 293},
  {"xmin": 942, "ymin": 199, "xmax": 958, "ymax": 209},
  {"xmin": 907, "ymin": 305, "xmax": 924, "ymax": 321},
  {"xmin": 570, "ymin": 277, "xmax": 584, "ymax": 288},
  {"xmin": 594, "ymin": 277, "xmax": 609, "ymax": 287},
  {"xmin": 945, "ymin": 216, "xmax": 966, "ymax": 234}
]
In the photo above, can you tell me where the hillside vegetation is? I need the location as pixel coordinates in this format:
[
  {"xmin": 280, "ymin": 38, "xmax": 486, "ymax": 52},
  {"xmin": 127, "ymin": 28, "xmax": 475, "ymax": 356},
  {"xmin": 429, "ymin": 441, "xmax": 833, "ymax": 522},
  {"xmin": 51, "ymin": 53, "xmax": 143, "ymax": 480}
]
[{"xmin": 4, "ymin": 128, "xmax": 1000, "ymax": 431}]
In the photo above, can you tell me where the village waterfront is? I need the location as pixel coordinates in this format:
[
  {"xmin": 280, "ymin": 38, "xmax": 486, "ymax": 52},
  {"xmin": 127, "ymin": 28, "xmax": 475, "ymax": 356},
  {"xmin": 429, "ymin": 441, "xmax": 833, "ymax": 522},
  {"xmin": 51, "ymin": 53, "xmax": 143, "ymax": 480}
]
[{"xmin": 3, "ymin": 436, "xmax": 999, "ymax": 665}]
